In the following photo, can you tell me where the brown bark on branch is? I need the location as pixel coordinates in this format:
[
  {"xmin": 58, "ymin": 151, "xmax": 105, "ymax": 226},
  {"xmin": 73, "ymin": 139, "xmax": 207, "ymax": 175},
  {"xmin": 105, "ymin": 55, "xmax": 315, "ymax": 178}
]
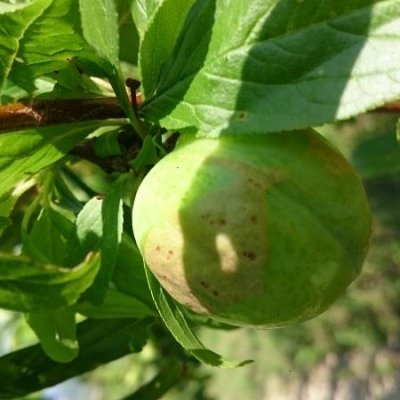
[{"xmin": 0, "ymin": 97, "xmax": 127, "ymax": 134}]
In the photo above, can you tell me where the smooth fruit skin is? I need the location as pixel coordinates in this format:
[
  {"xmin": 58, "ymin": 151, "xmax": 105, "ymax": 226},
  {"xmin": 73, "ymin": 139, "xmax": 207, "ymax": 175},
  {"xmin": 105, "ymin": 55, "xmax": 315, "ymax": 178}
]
[{"xmin": 132, "ymin": 129, "xmax": 372, "ymax": 328}]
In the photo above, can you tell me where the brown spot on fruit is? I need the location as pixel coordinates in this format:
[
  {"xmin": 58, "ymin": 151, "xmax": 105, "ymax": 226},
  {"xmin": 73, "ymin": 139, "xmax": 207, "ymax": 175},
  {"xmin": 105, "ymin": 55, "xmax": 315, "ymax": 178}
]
[{"xmin": 243, "ymin": 251, "xmax": 257, "ymax": 261}]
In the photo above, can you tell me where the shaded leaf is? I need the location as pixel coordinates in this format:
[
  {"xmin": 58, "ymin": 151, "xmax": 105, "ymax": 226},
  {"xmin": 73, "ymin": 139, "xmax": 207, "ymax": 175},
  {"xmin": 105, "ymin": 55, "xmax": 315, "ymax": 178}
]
[
  {"xmin": 74, "ymin": 288, "xmax": 156, "ymax": 319},
  {"xmin": 25, "ymin": 207, "xmax": 74, "ymax": 265},
  {"xmin": 0, "ymin": 121, "xmax": 101, "ymax": 197},
  {"xmin": 352, "ymin": 132, "xmax": 400, "ymax": 179},
  {"xmin": 112, "ymin": 233, "xmax": 154, "ymax": 309},
  {"xmin": 0, "ymin": 318, "xmax": 150, "ymax": 399},
  {"xmin": 25, "ymin": 309, "xmax": 78, "ymax": 363}
]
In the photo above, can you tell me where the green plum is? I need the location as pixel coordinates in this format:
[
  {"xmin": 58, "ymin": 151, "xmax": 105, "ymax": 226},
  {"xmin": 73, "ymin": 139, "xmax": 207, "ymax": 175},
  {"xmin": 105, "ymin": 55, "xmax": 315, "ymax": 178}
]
[{"xmin": 132, "ymin": 129, "xmax": 372, "ymax": 328}]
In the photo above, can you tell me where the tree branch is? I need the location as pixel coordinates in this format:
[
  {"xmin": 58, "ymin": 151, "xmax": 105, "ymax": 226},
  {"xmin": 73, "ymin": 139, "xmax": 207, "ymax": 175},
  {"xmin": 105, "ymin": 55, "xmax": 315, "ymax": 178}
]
[{"xmin": 0, "ymin": 97, "xmax": 128, "ymax": 134}]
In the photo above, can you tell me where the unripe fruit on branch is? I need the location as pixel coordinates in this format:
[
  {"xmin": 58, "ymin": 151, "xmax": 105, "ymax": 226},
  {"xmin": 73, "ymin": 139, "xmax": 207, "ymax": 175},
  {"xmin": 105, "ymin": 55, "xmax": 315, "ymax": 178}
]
[{"xmin": 132, "ymin": 129, "xmax": 372, "ymax": 328}]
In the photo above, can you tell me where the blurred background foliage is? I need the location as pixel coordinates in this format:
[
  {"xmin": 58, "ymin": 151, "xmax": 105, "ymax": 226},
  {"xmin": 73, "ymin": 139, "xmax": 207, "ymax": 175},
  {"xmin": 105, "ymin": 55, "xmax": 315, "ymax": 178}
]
[{"xmin": 0, "ymin": 112, "xmax": 399, "ymax": 400}]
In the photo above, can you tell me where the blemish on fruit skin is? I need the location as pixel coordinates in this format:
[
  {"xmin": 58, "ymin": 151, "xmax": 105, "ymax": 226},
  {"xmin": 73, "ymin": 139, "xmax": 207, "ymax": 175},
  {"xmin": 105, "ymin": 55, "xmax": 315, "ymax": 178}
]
[
  {"xmin": 200, "ymin": 280, "xmax": 210, "ymax": 289},
  {"xmin": 242, "ymin": 251, "xmax": 257, "ymax": 261},
  {"xmin": 213, "ymin": 290, "xmax": 219, "ymax": 296},
  {"xmin": 250, "ymin": 215, "xmax": 258, "ymax": 224},
  {"xmin": 155, "ymin": 245, "xmax": 161, "ymax": 252},
  {"xmin": 236, "ymin": 111, "xmax": 247, "ymax": 121},
  {"xmin": 166, "ymin": 249, "xmax": 174, "ymax": 260},
  {"xmin": 247, "ymin": 177, "xmax": 262, "ymax": 189}
]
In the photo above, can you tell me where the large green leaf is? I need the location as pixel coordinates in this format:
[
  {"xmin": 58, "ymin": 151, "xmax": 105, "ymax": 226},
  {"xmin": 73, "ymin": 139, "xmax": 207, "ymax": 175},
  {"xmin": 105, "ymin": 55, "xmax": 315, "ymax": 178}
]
[
  {"xmin": 141, "ymin": 0, "xmax": 400, "ymax": 137},
  {"xmin": 0, "ymin": 0, "xmax": 95, "ymax": 103},
  {"xmin": 0, "ymin": 318, "xmax": 150, "ymax": 399},
  {"xmin": 0, "ymin": 0, "xmax": 48, "ymax": 97},
  {"xmin": 0, "ymin": 251, "xmax": 100, "ymax": 312},
  {"xmin": 138, "ymin": 0, "xmax": 196, "ymax": 97},
  {"xmin": 0, "ymin": 121, "xmax": 101, "ymax": 197}
]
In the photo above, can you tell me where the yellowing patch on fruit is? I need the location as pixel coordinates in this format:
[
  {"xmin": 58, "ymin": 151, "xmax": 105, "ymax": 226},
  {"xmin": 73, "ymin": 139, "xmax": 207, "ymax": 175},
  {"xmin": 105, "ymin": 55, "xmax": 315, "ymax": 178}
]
[{"xmin": 132, "ymin": 129, "xmax": 372, "ymax": 328}]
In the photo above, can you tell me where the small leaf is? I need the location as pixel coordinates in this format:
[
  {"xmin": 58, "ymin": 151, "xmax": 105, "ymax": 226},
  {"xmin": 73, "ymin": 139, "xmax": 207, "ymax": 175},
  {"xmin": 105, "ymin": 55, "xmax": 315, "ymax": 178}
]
[
  {"xmin": 0, "ymin": 251, "xmax": 100, "ymax": 312},
  {"xmin": 0, "ymin": 121, "xmax": 101, "ymax": 197},
  {"xmin": 138, "ymin": 0, "xmax": 196, "ymax": 97},
  {"xmin": 145, "ymin": 266, "xmax": 252, "ymax": 368},
  {"xmin": 64, "ymin": 182, "xmax": 125, "ymax": 305},
  {"xmin": 0, "ymin": 318, "xmax": 150, "ymax": 399},
  {"xmin": 64, "ymin": 196, "xmax": 103, "ymax": 268},
  {"xmin": 26, "ymin": 309, "xmax": 78, "ymax": 363}
]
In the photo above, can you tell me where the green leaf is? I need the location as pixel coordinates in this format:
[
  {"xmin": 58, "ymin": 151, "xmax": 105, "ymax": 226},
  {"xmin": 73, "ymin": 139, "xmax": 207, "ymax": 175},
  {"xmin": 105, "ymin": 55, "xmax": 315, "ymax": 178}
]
[
  {"xmin": 0, "ymin": 178, "xmax": 35, "ymax": 238},
  {"xmin": 79, "ymin": 0, "xmax": 119, "ymax": 66},
  {"xmin": 141, "ymin": 0, "xmax": 400, "ymax": 137},
  {"xmin": 130, "ymin": 0, "xmax": 161, "ymax": 38},
  {"xmin": 64, "ymin": 183, "xmax": 125, "ymax": 305},
  {"xmin": 0, "ymin": 121, "xmax": 101, "ymax": 197},
  {"xmin": 0, "ymin": 0, "xmax": 47, "ymax": 97},
  {"xmin": 129, "ymin": 134, "xmax": 159, "ymax": 171},
  {"xmin": 0, "ymin": 251, "xmax": 100, "ymax": 312},
  {"xmin": 64, "ymin": 196, "xmax": 103, "ymax": 265},
  {"xmin": 94, "ymin": 129, "xmax": 123, "ymax": 157},
  {"xmin": 145, "ymin": 266, "xmax": 252, "ymax": 368},
  {"xmin": 25, "ymin": 309, "xmax": 78, "ymax": 363},
  {"xmin": 79, "ymin": 0, "xmax": 145, "ymax": 137},
  {"xmin": 112, "ymin": 233, "xmax": 154, "ymax": 308},
  {"xmin": 0, "ymin": 318, "xmax": 150, "ymax": 399},
  {"xmin": 85, "ymin": 181, "xmax": 124, "ymax": 304},
  {"xmin": 25, "ymin": 208, "xmax": 74, "ymax": 264},
  {"xmin": 138, "ymin": 0, "xmax": 196, "ymax": 97},
  {"xmin": 0, "ymin": 0, "xmax": 96, "ymax": 102},
  {"xmin": 74, "ymin": 288, "xmax": 156, "ymax": 319}
]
